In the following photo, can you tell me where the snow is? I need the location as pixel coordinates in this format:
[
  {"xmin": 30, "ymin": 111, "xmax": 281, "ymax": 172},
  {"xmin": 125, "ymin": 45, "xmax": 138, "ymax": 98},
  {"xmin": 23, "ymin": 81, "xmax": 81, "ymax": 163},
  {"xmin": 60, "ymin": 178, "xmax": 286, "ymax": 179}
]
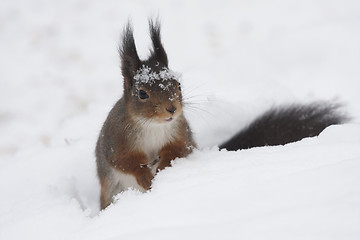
[
  {"xmin": 133, "ymin": 65, "xmax": 179, "ymax": 90},
  {"xmin": 134, "ymin": 66, "xmax": 178, "ymax": 83},
  {"xmin": 1, "ymin": 0, "xmax": 360, "ymax": 239}
]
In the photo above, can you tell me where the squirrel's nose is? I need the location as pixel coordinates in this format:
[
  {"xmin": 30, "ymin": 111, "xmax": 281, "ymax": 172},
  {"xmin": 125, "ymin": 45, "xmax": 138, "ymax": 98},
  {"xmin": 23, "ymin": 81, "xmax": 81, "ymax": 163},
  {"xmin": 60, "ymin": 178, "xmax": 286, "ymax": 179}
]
[{"xmin": 166, "ymin": 106, "xmax": 177, "ymax": 114}]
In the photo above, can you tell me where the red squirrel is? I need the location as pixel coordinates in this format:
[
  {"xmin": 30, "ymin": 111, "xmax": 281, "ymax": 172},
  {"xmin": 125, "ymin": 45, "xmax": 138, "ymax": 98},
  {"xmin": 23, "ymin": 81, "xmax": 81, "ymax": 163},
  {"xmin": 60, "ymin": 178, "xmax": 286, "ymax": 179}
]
[{"xmin": 96, "ymin": 20, "xmax": 346, "ymax": 209}]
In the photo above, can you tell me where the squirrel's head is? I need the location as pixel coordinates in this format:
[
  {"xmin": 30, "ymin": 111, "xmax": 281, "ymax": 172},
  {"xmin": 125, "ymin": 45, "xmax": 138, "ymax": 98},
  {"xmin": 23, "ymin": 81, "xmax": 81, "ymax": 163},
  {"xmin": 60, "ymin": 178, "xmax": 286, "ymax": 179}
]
[{"xmin": 119, "ymin": 20, "xmax": 183, "ymax": 124}]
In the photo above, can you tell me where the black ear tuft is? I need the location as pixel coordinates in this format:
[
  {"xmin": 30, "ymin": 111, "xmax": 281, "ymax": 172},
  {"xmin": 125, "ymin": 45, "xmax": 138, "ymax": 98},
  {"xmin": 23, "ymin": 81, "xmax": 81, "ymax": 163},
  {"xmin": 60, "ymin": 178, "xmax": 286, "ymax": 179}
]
[
  {"xmin": 119, "ymin": 23, "xmax": 141, "ymax": 90},
  {"xmin": 148, "ymin": 19, "xmax": 168, "ymax": 67}
]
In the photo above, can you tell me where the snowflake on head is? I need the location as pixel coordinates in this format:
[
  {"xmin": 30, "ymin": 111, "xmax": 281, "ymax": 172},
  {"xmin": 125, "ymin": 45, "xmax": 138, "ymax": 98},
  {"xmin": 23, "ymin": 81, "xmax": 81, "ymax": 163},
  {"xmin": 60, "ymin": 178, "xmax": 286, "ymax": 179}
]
[{"xmin": 133, "ymin": 65, "xmax": 181, "ymax": 90}]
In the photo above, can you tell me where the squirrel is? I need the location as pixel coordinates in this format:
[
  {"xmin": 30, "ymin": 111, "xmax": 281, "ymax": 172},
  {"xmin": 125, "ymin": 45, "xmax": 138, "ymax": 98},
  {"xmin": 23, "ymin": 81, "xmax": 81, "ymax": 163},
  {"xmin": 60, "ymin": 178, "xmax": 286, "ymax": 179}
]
[{"xmin": 96, "ymin": 20, "xmax": 347, "ymax": 209}]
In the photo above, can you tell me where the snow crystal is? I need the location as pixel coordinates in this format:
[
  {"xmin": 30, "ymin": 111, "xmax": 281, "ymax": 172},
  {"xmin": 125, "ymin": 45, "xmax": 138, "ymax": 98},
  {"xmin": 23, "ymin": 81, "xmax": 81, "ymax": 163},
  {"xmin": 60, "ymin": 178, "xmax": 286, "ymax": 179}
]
[{"xmin": 133, "ymin": 65, "xmax": 181, "ymax": 91}]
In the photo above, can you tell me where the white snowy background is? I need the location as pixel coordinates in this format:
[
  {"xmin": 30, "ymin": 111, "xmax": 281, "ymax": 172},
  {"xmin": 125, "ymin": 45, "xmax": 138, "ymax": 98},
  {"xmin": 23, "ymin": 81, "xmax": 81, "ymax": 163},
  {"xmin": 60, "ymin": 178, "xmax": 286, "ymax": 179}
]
[{"xmin": 1, "ymin": 0, "xmax": 360, "ymax": 239}]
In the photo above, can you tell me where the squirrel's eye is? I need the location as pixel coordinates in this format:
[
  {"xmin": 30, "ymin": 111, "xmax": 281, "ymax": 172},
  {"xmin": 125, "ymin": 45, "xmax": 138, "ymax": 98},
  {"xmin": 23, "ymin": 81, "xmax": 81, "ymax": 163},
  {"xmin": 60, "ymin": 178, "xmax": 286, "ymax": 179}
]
[
  {"xmin": 178, "ymin": 83, "xmax": 181, "ymax": 91},
  {"xmin": 139, "ymin": 90, "xmax": 149, "ymax": 100}
]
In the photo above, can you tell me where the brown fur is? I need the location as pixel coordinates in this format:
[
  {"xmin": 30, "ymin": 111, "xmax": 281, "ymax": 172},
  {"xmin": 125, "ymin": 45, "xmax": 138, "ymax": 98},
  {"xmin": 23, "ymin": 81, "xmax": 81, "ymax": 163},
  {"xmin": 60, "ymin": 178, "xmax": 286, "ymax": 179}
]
[
  {"xmin": 96, "ymin": 20, "xmax": 196, "ymax": 209},
  {"xmin": 158, "ymin": 139, "xmax": 188, "ymax": 171},
  {"xmin": 99, "ymin": 179, "xmax": 111, "ymax": 210},
  {"xmin": 110, "ymin": 150, "xmax": 153, "ymax": 189}
]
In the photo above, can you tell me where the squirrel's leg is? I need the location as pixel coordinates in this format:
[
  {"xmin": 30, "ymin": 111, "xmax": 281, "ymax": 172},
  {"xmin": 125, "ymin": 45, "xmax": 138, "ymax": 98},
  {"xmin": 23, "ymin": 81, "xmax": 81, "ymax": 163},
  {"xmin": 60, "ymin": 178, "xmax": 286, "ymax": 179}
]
[
  {"xmin": 111, "ymin": 151, "xmax": 154, "ymax": 190},
  {"xmin": 99, "ymin": 178, "xmax": 116, "ymax": 209},
  {"xmin": 157, "ymin": 141, "xmax": 187, "ymax": 172}
]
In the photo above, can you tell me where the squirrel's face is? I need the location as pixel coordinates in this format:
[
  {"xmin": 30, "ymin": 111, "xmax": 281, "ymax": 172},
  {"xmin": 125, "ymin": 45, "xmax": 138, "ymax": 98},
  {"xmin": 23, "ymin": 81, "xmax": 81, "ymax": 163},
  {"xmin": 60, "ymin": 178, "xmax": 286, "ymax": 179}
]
[{"xmin": 127, "ymin": 65, "xmax": 183, "ymax": 124}]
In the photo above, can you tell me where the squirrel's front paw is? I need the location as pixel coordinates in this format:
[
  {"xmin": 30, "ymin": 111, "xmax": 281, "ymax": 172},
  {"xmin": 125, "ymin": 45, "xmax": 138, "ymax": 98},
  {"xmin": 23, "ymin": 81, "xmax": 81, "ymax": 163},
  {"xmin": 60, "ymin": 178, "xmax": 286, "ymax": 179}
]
[
  {"xmin": 157, "ymin": 159, "xmax": 172, "ymax": 172},
  {"xmin": 135, "ymin": 168, "xmax": 153, "ymax": 190}
]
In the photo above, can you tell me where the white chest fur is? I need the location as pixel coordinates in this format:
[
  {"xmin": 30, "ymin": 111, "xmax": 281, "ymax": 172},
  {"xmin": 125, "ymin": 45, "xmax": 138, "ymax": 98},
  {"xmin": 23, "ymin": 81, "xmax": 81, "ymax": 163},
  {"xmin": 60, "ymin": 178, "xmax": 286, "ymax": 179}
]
[{"xmin": 134, "ymin": 119, "xmax": 178, "ymax": 162}]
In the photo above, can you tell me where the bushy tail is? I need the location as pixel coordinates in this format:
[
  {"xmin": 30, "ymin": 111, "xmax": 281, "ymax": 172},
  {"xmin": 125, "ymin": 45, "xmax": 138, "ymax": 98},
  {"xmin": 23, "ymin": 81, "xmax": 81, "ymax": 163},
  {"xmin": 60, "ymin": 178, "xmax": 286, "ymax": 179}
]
[{"xmin": 219, "ymin": 102, "xmax": 348, "ymax": 151}]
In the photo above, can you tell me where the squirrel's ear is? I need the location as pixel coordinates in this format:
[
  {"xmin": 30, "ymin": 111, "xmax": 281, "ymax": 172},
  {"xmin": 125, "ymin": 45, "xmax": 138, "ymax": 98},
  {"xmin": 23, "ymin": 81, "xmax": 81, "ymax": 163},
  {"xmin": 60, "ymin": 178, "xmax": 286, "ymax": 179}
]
[
  {"xmin": 148, "ymin": 19, "xmax": 168, "ymax": 67},
  {"xmin": 119, "ymin": 23, "xmax": 141, "ymax": 90}
]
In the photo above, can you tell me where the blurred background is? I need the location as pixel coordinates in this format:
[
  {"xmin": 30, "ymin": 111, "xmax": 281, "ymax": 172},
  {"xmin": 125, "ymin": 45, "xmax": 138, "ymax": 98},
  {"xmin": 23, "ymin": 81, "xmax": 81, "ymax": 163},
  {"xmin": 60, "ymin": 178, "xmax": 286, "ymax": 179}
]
[{"xmin": 1, "ymin": 0, "xmax": 359, "ymax": 154}]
